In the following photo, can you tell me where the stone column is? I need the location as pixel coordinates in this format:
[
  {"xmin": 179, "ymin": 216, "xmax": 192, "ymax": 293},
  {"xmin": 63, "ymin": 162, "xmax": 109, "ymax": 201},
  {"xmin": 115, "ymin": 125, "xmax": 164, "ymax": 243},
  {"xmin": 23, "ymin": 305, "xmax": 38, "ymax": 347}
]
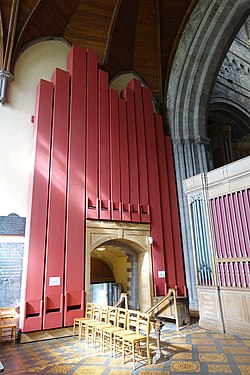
[{"xmin": 172, "ymin": 137, "xmax": 209, "ymax": 311}]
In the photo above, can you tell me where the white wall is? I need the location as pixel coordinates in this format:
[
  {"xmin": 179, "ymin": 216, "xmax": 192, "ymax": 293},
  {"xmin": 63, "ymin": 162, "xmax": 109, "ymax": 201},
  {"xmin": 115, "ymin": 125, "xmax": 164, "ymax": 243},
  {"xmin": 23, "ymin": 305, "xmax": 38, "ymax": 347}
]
[{"xmin": 0, "ymin": 40, "xmax": 69, "ymax": 217}]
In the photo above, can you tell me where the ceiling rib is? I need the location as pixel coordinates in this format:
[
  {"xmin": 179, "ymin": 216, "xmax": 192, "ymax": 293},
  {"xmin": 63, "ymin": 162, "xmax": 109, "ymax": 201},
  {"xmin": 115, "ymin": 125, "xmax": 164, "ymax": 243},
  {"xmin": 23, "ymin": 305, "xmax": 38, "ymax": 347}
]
[
  {"xmin": 3, "ymin": 0, "xmax": 20, "ymax": 71},
  {"xmin": 103, "ymin": 0, "xmax": 122, "ymax": 66}
]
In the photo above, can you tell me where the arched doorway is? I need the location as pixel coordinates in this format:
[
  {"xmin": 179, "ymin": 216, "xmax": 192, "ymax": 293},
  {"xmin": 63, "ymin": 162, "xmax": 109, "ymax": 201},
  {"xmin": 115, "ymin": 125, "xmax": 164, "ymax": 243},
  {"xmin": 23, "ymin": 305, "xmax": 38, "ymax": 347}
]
[{"xmin": 85, "ymin": 220, "xmax": 153, "ymax": 312}]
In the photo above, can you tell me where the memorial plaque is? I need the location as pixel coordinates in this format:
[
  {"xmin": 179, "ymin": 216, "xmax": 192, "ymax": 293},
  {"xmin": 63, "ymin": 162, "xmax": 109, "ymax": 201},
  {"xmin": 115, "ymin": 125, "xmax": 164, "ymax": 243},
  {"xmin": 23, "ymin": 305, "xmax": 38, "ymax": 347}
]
[
  {"xmin": 0, "ymin": 213, "xmax": 26, "ymax": 236},
  {"xmin": 0, "ymin": 242, "xmax": 24, "ymax": 307}
]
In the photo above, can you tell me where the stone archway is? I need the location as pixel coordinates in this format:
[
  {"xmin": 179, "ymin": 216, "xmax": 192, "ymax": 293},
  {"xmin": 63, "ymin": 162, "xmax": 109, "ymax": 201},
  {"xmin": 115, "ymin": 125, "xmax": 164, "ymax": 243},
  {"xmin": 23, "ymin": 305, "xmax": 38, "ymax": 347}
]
[
  {"xmin": 85, "ymin": 220, "xmax": 153, "ymax": 312},
  {"xmin": 166, "ymin": 0, "xmax": 250, "ymax": 310}
]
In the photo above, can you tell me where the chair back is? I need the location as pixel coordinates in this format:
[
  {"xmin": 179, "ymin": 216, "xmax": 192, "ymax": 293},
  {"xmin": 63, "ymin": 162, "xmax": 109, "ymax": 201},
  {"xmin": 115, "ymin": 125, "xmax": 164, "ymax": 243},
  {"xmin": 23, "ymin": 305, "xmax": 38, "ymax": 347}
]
[
  {"xmin": 85, "ymin": 302, "xmax": 93, "ymax": 319},
  {"xmin": 137, "ymin": 312, "xmax": 151, "ymax": 335},
  {"xmin": 107, "ymin": 306, "xmax": 117, "ymax": 326},
  {"xmin": 99, "ymin": 305, "xmax": 109, "ymax": 323},
  {"xmin": 126, "ymin": 310, "xmax": 138, "ymax": 332},
  {"xmin": 92, "ymin": 304, "xmax": 101, "ymax": 321},
  {"xmin": 116, "ymin": 307, "xmax": 127, "ymax": 329},
  {"xmin": 0, "ymin": 308, "xmax": 16, "ymax": 325}
]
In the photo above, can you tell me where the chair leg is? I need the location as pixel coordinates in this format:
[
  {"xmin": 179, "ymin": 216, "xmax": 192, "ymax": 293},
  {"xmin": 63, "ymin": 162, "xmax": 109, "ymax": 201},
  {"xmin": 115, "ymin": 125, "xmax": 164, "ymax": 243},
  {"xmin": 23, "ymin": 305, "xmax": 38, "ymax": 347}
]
[
  {"xmin": 109, "ymin": 333, "xmax": 113, "ymax": 357},
  {"xmin": 122, "ymin": 338, "xmax": 125, "ymax": 364},
  {"xmin": 78, "ymin": 324, "xmax": 82, "ymax": 341},
  {"xmin": 146, "ymin": 339, "xmax": 151, "ymax": 364},
  {"xmin": 132, "ymin": 342, "xmax": 135, "ymax": 370},
  {"xmin": 13, "ymin": 327, "xmax": 16, "ymax": 346}
]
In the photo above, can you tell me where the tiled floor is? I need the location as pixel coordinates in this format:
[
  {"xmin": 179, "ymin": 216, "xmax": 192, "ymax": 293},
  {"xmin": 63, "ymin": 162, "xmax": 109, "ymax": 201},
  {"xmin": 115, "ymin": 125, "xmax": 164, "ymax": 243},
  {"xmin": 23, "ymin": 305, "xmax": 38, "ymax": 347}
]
[{"xmin": 1, "ymin": 320, "xmax": 250, "ymax": 374}]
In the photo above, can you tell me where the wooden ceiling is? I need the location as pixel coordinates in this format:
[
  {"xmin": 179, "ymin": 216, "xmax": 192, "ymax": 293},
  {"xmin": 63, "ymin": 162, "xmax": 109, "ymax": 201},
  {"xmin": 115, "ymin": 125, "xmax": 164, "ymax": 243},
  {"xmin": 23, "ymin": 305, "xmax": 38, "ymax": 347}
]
[{"xmin": 0, "ymin": 0, "xmax": 196, "ymax": 103}]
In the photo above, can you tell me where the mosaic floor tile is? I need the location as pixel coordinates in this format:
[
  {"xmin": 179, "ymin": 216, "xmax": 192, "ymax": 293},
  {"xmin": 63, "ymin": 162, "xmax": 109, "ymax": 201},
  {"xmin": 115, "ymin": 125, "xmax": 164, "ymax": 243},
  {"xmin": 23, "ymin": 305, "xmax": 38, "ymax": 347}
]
[
  {"xmin": 85, "ymin": 356, "xmax": 107, "ymax": 365},
  {"xmin": 242, "ymin": 340, "xmax": 250, "ymax": 347},
  {"xmin": 238, "ymin": 364, "xmax": 250, "ymax": 374},
  {"xmin": 172, "ymin": 352, "xmax": 193, "ymax": 360},
  {"xmin": 207, "ymin": 364, "xmax": 232, "ymax": 373},
  {"xmin": 48, "ymin": 364, "xmax": 73, "ymax": 373},
  {"xmin": 198, "ymin": 346, "xmax": 217, "ymax": 352},
  {"xmin": 1, "ymin": 321, "xmax": 250, "ymax": 375},
  {"xmin": 138, "ymin": 371, "xmax": 170, "ymax": 375},
  {"xmin": 222, "ymin": 346, "xmax": 250, "ymax": 354},
  {"xmin": 233, "ymin": 355, "xmax": 250, "ymax": 363},
  {"xmin": 170, "ymin": 360, "xmax": 200, "ymax": 372},
  {"xmin": 108, "ymin": 370, "xmax": 133, "ymax": 375},
  {"xmin": 199, "ymin": 353, "xmax": 228, "ymax": 362},
  {"xmin": 192, "ymin": 338, "xmax": 214, "ymax": 345},
  {"xmin": 168, "ymin": 337, "xmax": 187, "ymax": 343},
  {"xmin": 219, "ymin": 340, "xmax": 239, "ymax": 345},
  {"xmin": 211, "ymin": 333, "xmax": 233, "ymax": 338},
  {"xmin": 72, "ymin": 366, "xmax": 106, "ymax": 374}
]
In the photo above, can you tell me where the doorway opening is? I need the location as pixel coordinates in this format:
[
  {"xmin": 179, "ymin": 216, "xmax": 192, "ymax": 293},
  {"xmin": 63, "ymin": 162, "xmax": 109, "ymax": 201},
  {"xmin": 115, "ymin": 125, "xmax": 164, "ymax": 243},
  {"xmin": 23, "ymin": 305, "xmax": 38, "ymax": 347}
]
[
  {"xmin": 90, "ymin": 257, "xmax": 121, "ymax": 306},
  {"xmin": 86, "ymin": 220, "xmax": 153, "ymax": 312}
]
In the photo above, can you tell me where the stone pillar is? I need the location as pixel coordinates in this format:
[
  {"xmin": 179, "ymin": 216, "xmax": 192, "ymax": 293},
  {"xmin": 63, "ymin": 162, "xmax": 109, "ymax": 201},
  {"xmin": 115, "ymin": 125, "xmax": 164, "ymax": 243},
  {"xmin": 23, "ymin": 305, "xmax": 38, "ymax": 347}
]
[
  {"xmin": 172, "ymin": 137, "xmax": 209, "ymax": 311},
  {"xmin": 0, "ymin": 70, "xmax": 13, "ymax": 105}
]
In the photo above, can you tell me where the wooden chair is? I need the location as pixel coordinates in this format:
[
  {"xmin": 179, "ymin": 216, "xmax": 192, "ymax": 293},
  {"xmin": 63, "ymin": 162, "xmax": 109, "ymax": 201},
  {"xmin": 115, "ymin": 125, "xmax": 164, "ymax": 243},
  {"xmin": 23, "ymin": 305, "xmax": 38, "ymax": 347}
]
[
  {"xmin": 0, "ymin": 307, "xmax": 16, "ymax": 345},
  {"xmin": 73, "ymin": 302, "xmax": 93, "ymax": 337},
  {"xmin": 93, "ymin": 306, "xmax": 117, "ymax": 348},
  {"xmin": 122, "ymin": 312, "xmax": 151, "ymax": 369},
  {"xmin": 102, "ymin": 307, "xmax": 127, "ymax": 356},
  {"xmin": 79, "ymin": 304, "xmax": 101, "ymax": 341},
  {"xmin": 113, "ymin": 309, "xmax": 138, "ymax": 358},
  {"xmin": 85, "ymin": 305, "xmax": 109, "ymax": 344}
]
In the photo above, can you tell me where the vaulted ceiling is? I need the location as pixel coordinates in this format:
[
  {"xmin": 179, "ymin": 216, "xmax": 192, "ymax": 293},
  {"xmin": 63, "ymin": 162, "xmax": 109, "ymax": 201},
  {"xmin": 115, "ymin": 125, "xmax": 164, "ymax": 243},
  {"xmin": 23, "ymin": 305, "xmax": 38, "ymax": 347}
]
[{"xmin": 0, "ymin": 0, "xmax": 196, "ymax": 103}]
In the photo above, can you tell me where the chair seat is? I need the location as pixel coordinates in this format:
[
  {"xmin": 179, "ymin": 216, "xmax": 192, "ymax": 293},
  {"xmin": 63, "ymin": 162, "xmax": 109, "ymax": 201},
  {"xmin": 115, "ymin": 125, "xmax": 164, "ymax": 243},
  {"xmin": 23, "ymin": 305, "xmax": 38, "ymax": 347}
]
[
  {"xmin": 123, "ymin": 332, "xmax": 147, "ymax": 341},
  {"xmin": 114, "ymin": 329, "xmax": 135, "ymax": 337}
]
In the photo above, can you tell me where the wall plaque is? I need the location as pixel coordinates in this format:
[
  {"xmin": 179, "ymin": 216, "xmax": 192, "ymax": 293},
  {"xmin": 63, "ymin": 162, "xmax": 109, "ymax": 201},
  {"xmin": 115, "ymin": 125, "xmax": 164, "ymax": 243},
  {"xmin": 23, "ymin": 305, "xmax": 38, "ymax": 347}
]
[
  {"xmin": 49, "ymin": 277, "xmax": 60, "ymax": 286},
  {"xmin": 0, "ymin": 213, "xmax": 26, "ymax": 236},
  {"xmin": 158, "ymin": 270, "xmax": 165, "ymax": 278}
]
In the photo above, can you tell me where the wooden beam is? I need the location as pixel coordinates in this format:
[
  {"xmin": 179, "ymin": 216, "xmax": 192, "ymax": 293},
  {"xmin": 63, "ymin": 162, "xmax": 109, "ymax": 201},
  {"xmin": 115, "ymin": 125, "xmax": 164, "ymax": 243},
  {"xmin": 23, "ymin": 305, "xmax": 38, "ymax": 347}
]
[
  {"xmin": 0, "ymin": 8, "xmax": 3, "ymax": 68},
  {"xmin": 3, "ymin": 0, "xmax": 20, "ymax": 71},
  {"xmin": 102, "ymin": 0, "xmax": 122, "ymax": 65}
]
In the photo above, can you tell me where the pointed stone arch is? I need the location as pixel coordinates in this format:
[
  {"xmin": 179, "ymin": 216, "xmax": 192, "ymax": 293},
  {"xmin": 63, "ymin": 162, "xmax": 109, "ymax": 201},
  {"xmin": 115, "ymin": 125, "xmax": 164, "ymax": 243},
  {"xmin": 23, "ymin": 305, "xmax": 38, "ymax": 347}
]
[{"xmin": 166, "ymin": 0, "xmax": 250, "ymax": 310}]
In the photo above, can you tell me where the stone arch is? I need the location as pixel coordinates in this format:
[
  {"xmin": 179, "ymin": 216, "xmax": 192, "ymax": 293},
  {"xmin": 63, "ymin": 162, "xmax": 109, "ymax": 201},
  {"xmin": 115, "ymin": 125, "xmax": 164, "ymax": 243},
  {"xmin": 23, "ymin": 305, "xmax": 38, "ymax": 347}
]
[
  {"xmin": 85, "ymin": 220, "xmax": 153, "ymax": 311},
  {"xmin": 165, "ymin": 0, "xmax": 250, "ymax": 311},
  {"xmin": 208, "ymin": 102, "xmax": 250, "ymax": 139},
  {"xmin": 167, "ymin": 0, "xmax": 250, "ymax": 142}
]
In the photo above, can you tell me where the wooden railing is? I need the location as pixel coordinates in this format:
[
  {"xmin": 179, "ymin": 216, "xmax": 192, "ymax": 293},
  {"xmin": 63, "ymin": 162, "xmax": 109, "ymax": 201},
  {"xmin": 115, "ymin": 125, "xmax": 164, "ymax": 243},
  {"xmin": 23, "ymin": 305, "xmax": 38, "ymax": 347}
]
[
  {"xmin": 145, "ymin": 288, "xmax": 178, "ymax": 328},
  {"xmin": 114, "ymin": 293, "xmax": 128, "ymax": 309},
  {"xmin": 145, "ymin": 289, "xmax": 181, "ymax": 364}
]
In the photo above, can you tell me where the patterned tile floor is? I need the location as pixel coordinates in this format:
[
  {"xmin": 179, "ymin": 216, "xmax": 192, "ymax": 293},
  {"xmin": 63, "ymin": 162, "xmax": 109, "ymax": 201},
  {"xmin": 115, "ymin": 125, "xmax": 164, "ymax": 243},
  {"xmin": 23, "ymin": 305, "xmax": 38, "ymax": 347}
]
[{"xmin": 1, "ymin": 320, "xmax": 250, "ymax": 374}]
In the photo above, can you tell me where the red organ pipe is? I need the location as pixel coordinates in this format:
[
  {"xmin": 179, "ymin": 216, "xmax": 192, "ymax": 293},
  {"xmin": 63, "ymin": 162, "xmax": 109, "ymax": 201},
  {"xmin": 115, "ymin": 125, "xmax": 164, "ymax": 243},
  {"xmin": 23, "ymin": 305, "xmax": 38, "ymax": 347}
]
[
  {"xmin": 99, "ymin": 70, "xmax": 111, "ymax": 220},
  {"xmin": 19, "ymin": 45, "xmax": 186, "ymax": 332},
  {"xmin": 43, "ymin": 69, "xmax": 70, "ymax": 330},
  {"xmin": 64, "ymin": 46, "xmax": 87, "ymax": 326},
  {"xmin": 20, "ymin": 80, "xmax": 54, "ymax": 332}
]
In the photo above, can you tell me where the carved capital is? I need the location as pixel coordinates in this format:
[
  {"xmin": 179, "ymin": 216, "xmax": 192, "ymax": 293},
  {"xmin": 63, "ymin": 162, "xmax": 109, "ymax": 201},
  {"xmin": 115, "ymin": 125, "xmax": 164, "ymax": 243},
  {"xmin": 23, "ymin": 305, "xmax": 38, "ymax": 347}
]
[
  {"xmin": 0, "ymin": 70, "xmax": 14, "ymax": 105},
  {"xmin": 189, "ymin": 192, "xmax": 203, "ymax": 203}
]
